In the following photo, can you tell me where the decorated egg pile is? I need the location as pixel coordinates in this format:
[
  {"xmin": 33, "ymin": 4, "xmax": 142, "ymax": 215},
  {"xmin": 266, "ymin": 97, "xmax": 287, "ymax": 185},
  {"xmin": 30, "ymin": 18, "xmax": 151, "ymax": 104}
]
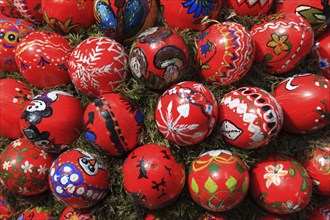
[
  {"xmin": 225, "ymin": 0, "xmax": 274, "ymax": 16},
  {"xmin": 59, "ymin": 206, "xmax": 95, "ymax": 220},
  {"xmin": 13, "ymin": 0, "xmax": 43, "ymax": 25},
  {"xmin": 17, "ymin": 206, "xmax": 53, "ymax": 219},
  {"xmin": 0, "ymin": 194, "xmax": 14, "ymax": 219}
]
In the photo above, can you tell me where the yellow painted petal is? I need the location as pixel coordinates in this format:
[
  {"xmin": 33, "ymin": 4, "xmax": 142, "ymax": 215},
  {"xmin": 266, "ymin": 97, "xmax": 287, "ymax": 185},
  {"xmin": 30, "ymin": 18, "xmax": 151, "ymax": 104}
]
[
  {"xmin": 279, "ymin": 35, "xmax": 288, "ymax": 43},
  {"xmin": 281, "ymin": 43, "xmax": 289, "ymax": 51},
  {"xmin": 267, "ymin": 41, "xmax": 278, "ymax": 48},
  {"xmin": 278, "ymin": 170, "xmax": 288, "ymax": 177},
  {"xmin": 274, "ymin": 46, "xmax": 282, "ymax": 55},
  {"xmin": 271, "ymin": 33, "xmax": 279, "ymax": 42},
  {"xmin": 265, "ymin": 165, "xmax": 275, "ymax": 173}
]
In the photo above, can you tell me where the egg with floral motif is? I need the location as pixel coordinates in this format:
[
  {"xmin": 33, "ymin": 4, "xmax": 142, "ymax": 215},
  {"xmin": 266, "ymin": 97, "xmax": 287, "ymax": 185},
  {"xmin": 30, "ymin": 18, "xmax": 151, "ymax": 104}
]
[
  {"xmin": 59, "ymin": 206, "xmax": 95, "ymax": 220},
  {"xmin": 13, "ymin": 0, "xmax": 43, "ymax": 25},
  {"xmin": 225, "ymin": 0, "xmax": 274, "ymax": 16},
  {"xmin": 312, "ymin": 30, "xmax": 330, "ymax": 79},
  {"xmin": 17, "ymin": 207, "xmax": 53, "ymax": 220},
  {"xmin": 0, "ymin": 195, "xmax": 14, "ymax": 220}
]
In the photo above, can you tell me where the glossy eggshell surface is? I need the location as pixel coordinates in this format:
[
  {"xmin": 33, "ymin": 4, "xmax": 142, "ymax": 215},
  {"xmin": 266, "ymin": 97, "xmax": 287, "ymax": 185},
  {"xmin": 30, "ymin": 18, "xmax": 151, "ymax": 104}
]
[
  {"xmin": 122, "ymin": 144, "xmax": 186, "ymax": 209},
  {"xmin": 188, "ymin": 150, "xmax": 249, "ymax": 212},
  {"xmin": 15, "ymin": 31, "xmax": 72, "ymax": 88},
  {"xmin": 225, "ymin": 0, "xmax": 274, "ymax": 16},
  {"xmin": 68, "ymin": 37, "xmax": 129, "ymax": 97},
  {"xmin": 155, "ymin": 81, "xmax": 218, "ymax": 146},
  {"xmin": 219, "ymin": 87, "xmax": 283, "ymax": 150},
  {"xmin": 13, "ymin": 0, "xmax": 43, "ymax": 24},
  {"xmin": 250, "ymin": 154, "xmax": 312, "ymax": 214},
  {"xmin": 273, "ymin": 74, "xmax": 330, "ymax": 134},
  {"xmin": 0, "ymin": 138, "xmax": 54, "ymax": 195},
  {"xmin": 59, "ymin": 206, "xmax": 95, "ymax": 220},
  {"xmin": 83, "ymin": 93, "xmax": 144, "ymax": 156},
  {"xmin": 196, "ymin": 22, "xmax": 255, "ymax": 86},
  {"xmin": 312, "ymin": 30, "xmax": 330, "ymax": 79},
  {"xmin": 0, "ymin": 78, "xmax": 32, "ymax": 139},
  {"xmin": 250, "ymin": 13, "xmax": 314, "ymax": 74},
  {"xmin": 49, "ymin": 148, "xmax": 110, "ymax": 209},
  {"xmin": 20, "ymin": 90, "xmax": 84, "ymax": 153},
  {"xmin": 0, "ymin": 195, "xmax": 14, "ymax": 219},
  {"xmin": 17, "ymin": 207, "xmax": 53, "ymax": 220},
  {"xmin": 129, "ymin": 27, "xmax": 189, "ymax": 90}
]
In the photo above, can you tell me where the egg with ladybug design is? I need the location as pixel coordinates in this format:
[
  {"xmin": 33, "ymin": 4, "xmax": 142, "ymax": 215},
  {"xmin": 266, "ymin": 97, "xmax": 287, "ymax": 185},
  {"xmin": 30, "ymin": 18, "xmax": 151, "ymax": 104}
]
[
  {"xmin": 0, "ymin": 0, "xmax": 19, "ymax": 17},
  {"xmin": 68, "ymin": 37, "xmax": 129, "ymax": 97},
  {"xmin": 122, "ymin": 144, "xmax": 186, "ymax": 209},
  {"xmin": 0, "ymin": 138, "xmax": 54, "ymax": 196},
  {"xmin": 59, "ymin": 206, "xmax": 95, "ymax": 220},
  {"xmin": 94, "ymin": 0, "xmax": 158, "ymax": 45},
  {"xmin": 0, "ymin": 195, "xmax": 14, "ymax": 219},
  {"xmin": 0, "ymin": 78, "xmax": 32, "ymax": 139},
  {"xmin": 83, "ymin": 93, "xmax": 144, "ymax": 156},
  {"xmin": 15, "ymin": 31, "xmax": 72, "ymax": 88},
  {"xmin": 20, "ymin": 90, "xmax": 84, "ymax": 153},
  {"xmin": 219, "ymin": 87, "xmax": 283, "ymax": 150},
  {"xmin": 196, "ymin": 22, "xmax": 255, "ymax": 86},
  {"xmin": 41, "ymin": 0, "xmax": 95, "ymax": 34},
  {"xmin": 17, "ymin": 207, "xmax": 53, "ymax": 220},
  {"xmin": 0, "ymin": 17, "xmax": 36, "ymax": 72},
  {"xmin": 312, "ymin": 30, "xmax": 330, "ymax": 79},
  {"xmin": 273, "ymin": 74, "xmax": 330, "ymax": 134},
  {"xmin": 225, "ymin": 0, "xmax": 274, "ymax": 16},
  {"xmin": 155, "ymin": 81, "xmax": 218, "ymax": 146},
  {"xmin": 49, "ymin": 148, "xmax": 110, "ymax": 209},
  {"xmin": 129, "ymin": 26, "xmax": 189, "ymax": 90},
  {"xmin": 250, "ymin": 13, "xmax": 314, "ymax": 75},
  {"xmin": 250, "ymin": 154, "xmax": 312, "ymax": 214},
  {"xmin": 13, "ymin": 0, "xmax": 43, "ymax": 25},
  {"xmin": 188, "ymin": 150, "xmax": 249, "ymax": 212},
  {"xmin": 160, "ymin": 0, "xmax": 222, "ymax": 31}
]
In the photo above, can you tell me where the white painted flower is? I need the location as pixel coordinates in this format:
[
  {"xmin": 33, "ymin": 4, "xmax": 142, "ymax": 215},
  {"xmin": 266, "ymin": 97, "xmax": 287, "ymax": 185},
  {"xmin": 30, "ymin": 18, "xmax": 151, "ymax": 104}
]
[
  {"xmin": 12, "ymin": 139, "xmax": 22, "ymax": 148},
  {"xmin": 263, "ymin": 164, "xmax": 288, "ymax": 188},
  {"xmin": 39, "ymin": 150, "xmax": 47, "ymax": 159},
  {"xmin": 283, "ymin": 200, "xmax": 300, "ymax": 211},
  {"xmin": 21, "ymin": 161, "xmax": 33, "ymax": 173},
  {"xmin": 193, "ymin": 83, "xmax": 206, "ymax": 92},
  {"xmin": 2, "ymin": 161, "xmax": 11, "ymax": 170},
  {"xmin": 37, "ymin": 164, "xmax": 48, "ymax": 175}
]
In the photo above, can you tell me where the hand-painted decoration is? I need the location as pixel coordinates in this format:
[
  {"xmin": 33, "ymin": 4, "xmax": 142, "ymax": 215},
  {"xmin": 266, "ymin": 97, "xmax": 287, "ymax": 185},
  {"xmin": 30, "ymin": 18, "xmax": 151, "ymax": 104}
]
[
  {"xmin": 188, "ymin": 150, "xmax": 249, "ymax": 212},
  {"xmin": 219, "ymin": 87, "xmax": 283, "ymax": 150},
  {"xmin": 198, "ymin": 213, "xmax": 229, "ymax": 220},
  {"xmin": 41, "ymin": 0, "xmax": 95, "ymax": 34},
  {"xmin": 122, "ymin": 144, "xmax": 186, "ymax": 209},
  {"xmin": 83, "ymin": 93, "xmax": 144, "ymax": 156},
  {"xmin": 312, "ymin": 30, "xmax": 330, "ymax": 79},
  {"xmin": 20, "ymin": 90, "xmax": 84, "ymax": 153},
  {"xmin": 69, "ymin": 37, "xmax": 129, "ymax": 97},
  {"xmin": 225, "ymin": 0, "xmax": 274, "ymax": 16},
  {"xmin": 273, "ymin": 74, "xmax": 330, "ymax": 134},
  {"xmin": 49, "ymin": 148, "xmax": 110, "ymax": 209},
  {"xmin": 307, "ymin": 202, "xmax": 330, "ymax": 220},
  {"xmin": 0, "ymin": 17, "xmax": 36, "ymax": 72},
  {"xmin": 94, "ymin": 0, "xmax": 158, "ymax": 45},
  {"xmin": 129, "ymin": 26, "xmax": 189, "ymax": 90},
  {"xmin": 196, "ymin": 22, "xmax": 255, "ymax": 86},
  {"xmin": 250, "ymin": 154, "xmax": 312, "ymax": 214},
  {"xmin": 15, "ymin": 31, "xmax": 72, "ymax": 88},
  {"xmin": 0, "ymin": 0, "xmax": 19, "ymax": 17},
  {"xmin": 17, "ymin": 207, "xmax": 53, "ymax": 220},
  {"xmin": 303, "ymin": 146, "xmax": 330, "ymax": 196},
  {"xmin": 0, "ymin": 78, "xmax": 32, "ymax": 139},
  {"xmin": 59, "ymin": 206, "xmax": 95, "ymax": 220},
  {"xmin": 160, "ymin": 0, "xmax": 222, "ymax": 31},
  {"xmin": 0, "ymin": 195, "xmax": 14, "ymax": 220},
  {"xmin": 13, "ymin": 0, "xmax": 43, "ymax": 25},
  {"xmin": 250, "ymin": 13, "xmax": 314, "ymax": 74},
  {"xmin": 155, "ymin": 81, "xmax": 218, "ymax": 146},
  {"xmin": 0, "ymin": 138, "xmax": 54, "ymax": 196}
]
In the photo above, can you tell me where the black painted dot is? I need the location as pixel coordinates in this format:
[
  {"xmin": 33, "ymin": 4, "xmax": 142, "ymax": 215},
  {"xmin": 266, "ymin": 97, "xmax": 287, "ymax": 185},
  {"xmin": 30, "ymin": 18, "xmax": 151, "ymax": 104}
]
[
  {"xmin": 262, "ymin": 105, "xmax": 271, "ymax": 111},
  {"xmin": 244, "ymin": 90, "xmax": 252, "ymax": 94},
  {"xmin": 251, "ymin": 94, "xmax": 259, "ymax": 98},
  {"xmin": 258, "ymin": 98, "xmax": 265, "ymax": 103},
  {"xmin": 268, "ymin": 122, "xmax": 276, "ymax": 129}
]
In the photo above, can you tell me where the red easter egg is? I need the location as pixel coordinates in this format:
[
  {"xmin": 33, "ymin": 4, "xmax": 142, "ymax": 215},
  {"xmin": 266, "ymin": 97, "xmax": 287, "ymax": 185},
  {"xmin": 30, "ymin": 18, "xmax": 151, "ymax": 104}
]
[
  {"xmin": 13, "ymin": 0, "xmax": 43, "ymax": 24},
  {"xmin": 129, "ymin": 26, "xmax": 189, "ymax": 90},
  {"xmin": 250, "ymin": 154, "xmax": 312, "ymax": 214},
  {"xmin": 198, "ymin": 213, "xmax": 229, "ymax": 220},
  {"xmin": 41, "ymin": 0, "xmax": 95, "ymax": 34},
  {"xmin": 20, "ymin": 90, "xmax": 84, "ymax": 153},
  {"xmin": 15, "ymin": 30, "xmax": 72, "ymax": 88},
  {"xmin": 225, "ymin": 0, "xmax": 274, "ymax": 16},
  {"xmin": 93, "ymin": 0, "xmax": 159, "ymax": 45},
  {"xmin": 303, "ymin": 145, "xmax": 330, "ymax": 196},
  {"xmin": 17, "ymin": 207, "xmax": 53, "ymax": 220},
  {"xmin": 188, "ymin": 150, "xmax": 249, "ymax": 212},
  {"xmin": 49, "ymin": 148, "xmax": 110, "ymax": 209},
  {"xmin": 122, "ymin": 144, "xmax": 186, "ymax": 209},
  {"xmin": 0, "ymin": 138, "xmax": 54, "ymax": 195},
  {"xmin": 0, "ymin": 195, "xmax": 14, "ymax": 219},
  {"xmin": 307, "ymin": 202, "xmax": 330, "ymax": 220},
  {"xmin": 273, "ymin": 74, "xmax": 330, "ymax": 134},
  {"xmin": 0, "ymin": 17, "xmax": 36, "ymax": 72},
  {"xmin": 219, "ymin": 87, "xmax": 283, "ymax": 150},
  {"xmin": 250, "ymin": 13, "xmax": 314, "ymax": 74},
  {"xmin": 312, "ymin": 30, "xmax": 330, "ymax": 79},
  {"xmin": 0, "ymin": 78, "xmax": 32, "ymax": 139},
  {"xmin": 160, "ymin": 0, "xmax": 222, "ymax": 31},
  {"xmin": 59, "ymin": 206, "xmax": 95, "ymax": 220},
  {"xmin": 155, "ymin": 81, "xmax": 218, "ymax": 146},
  {"xmin": 0, "ymin": 0, "xmax": 19, "ymax": 17},
  {"xmin": 68, "ymin": 37, "xmax": 129, "ymax": 97},
  {"xmin": 196, "ymin": 22, "xmax": 255, "ymax": 86}
]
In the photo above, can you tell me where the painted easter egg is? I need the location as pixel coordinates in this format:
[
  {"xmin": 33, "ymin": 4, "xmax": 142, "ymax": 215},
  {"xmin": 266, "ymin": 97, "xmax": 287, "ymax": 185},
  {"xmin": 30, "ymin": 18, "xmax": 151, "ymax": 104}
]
[
  {"xmin": 198, "ymin": 213, "xmax": 229, "ymax": 220},
  {"xmin": 59, "ymin": 206, "xmax": 95, "ymax": 220},
  {"xmin": 160, "ymin": 0, "xmax": 222, "ymax": 31},
  {"xmin": 0, "ymin": 195, "xmax": 14, "ymax": 219},
  {"xmin": 122, "ymin": 144, "xmax": 186, "ymax": 209},
  {"xmin": 20, "ymin": 90, "xmax": 84, "ymax": 153},
  {"xmin": 188, "ymin": 150, "xmax": 249, "ymax": 212},
  {"xmin": 155, "ymin": 81, "xmax": 218, "ymax": 146},
  {"xmin": 0, "ymin": 17, "xmax": 36, "ymax": 72},
  {"xmin": 17, "ymin": 207, "xmax": 53, "ymax": 220},
  {"xmin": 0, "ymin": 78, "xmax": 32, "ymax": 139},
  {"xmin": 250, "ymin": 13, "xmax": 314, "ymax": 74},
  {"xmin": 250, "ymin": 154, "xmax": 312, "ymax": 214},
  {"xmin": 307, "ymin": 202, "xmax": 330, "ymax": 220},
  {"xmin": 49, "ymin": 148, "xmax": 110, "ymax": 209},
  {"xmin": 0, "ymin": 138, "xmax": 54, "ymax": 195},
  {"xmin": 129, "ymin": 26, "xmax": 189, "ymax": 90},
  {"xmin": 83, "ymin": 93, "xmax": 144, "ymax": 156},
  {"xmin": 0, "ymin": 0, "xmax": 19, "ymax": 17},
  {"xmin": 13, "ymin": 0, "xmax": 43, "ymax": 24},
  {"xmin": 219, "ymin": 87, "xmax": 283, "ymax": 150},
  {"xmin": 312, "ymin": 30, "xmax": 330, "ymax": 79},
  {"xmin": 225, "ymin": 0, "xmax": 274, "ymax": 16},
  {"xmin": 196, "ymin": 22, "xmax": 255, "ymax": 86},
  {"xmin": 273, "ymin": 74, "xmax": 330, "ymax": 134},
  {"xmin": 94, "ymin": 0, "xmax": 158, "ymax": 45},
  {"xmin": 68, "ymin": 37, "xmax": 129, "ymax": 97}
]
